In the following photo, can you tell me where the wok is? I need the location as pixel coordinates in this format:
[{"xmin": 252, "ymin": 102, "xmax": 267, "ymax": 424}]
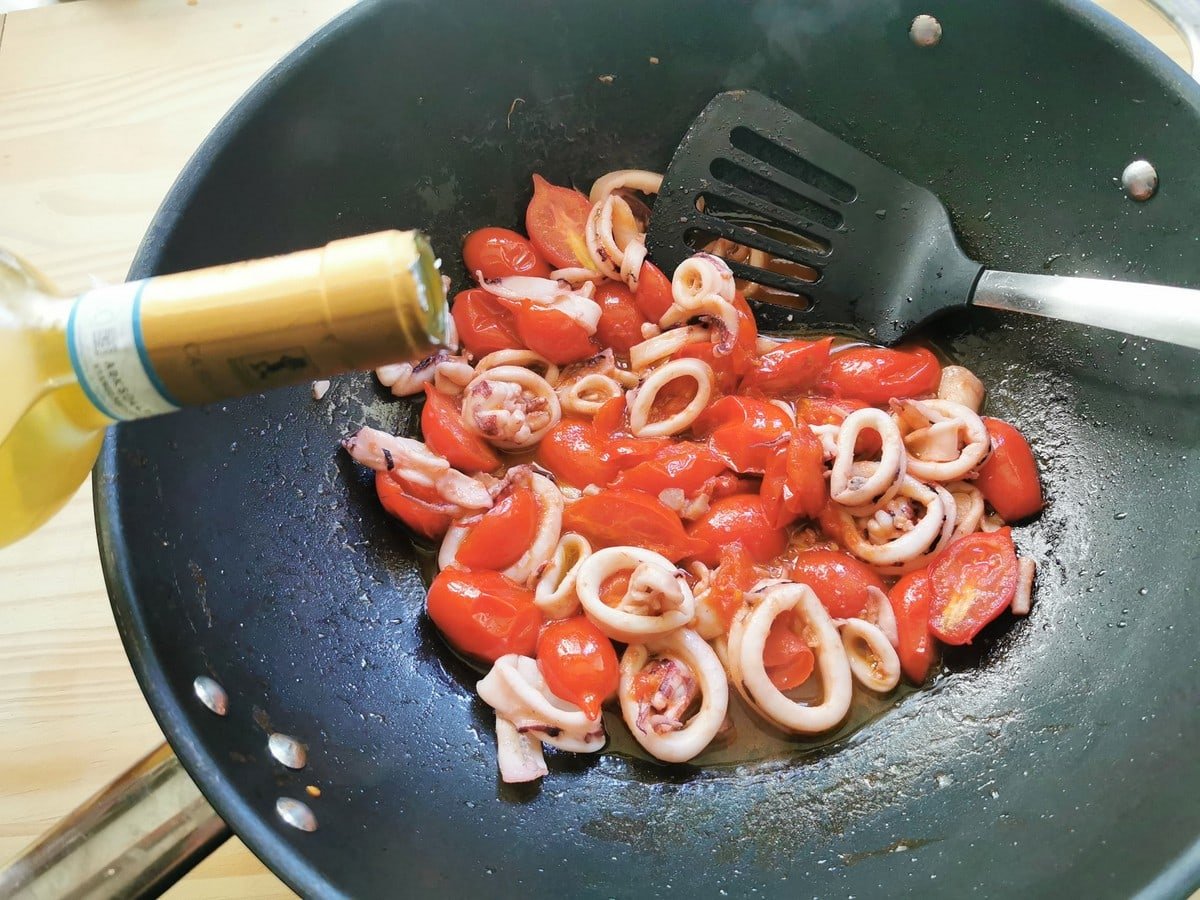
[{"xmin": 46, "ymin": 0, "xmax": 1200, "ymax": 895}]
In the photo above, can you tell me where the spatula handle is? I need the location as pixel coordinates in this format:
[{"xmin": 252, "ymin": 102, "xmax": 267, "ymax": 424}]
[{"xmin": 971, "ymin": 269, "xmax": 1200, "ymax": 351}]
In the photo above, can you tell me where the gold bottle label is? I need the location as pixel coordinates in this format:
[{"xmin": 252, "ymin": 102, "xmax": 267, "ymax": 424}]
[{"xmin": 67, "ymin": 231, "xmax": 445, "ymax": 419}]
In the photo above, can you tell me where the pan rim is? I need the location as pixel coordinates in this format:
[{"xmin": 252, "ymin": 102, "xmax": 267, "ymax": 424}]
[{"xmin": 94, "ymin": 0, "xmax": 1200, "ymax": 897}]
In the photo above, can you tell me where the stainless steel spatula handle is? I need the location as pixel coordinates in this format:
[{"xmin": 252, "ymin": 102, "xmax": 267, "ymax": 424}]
[{"xmin": 972, "ymin": 270, "xmax": 1200, "ymax": 351}]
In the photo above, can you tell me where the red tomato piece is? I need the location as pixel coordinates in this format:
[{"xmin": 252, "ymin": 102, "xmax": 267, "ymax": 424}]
[
  {"xmin": 426, "ymin": 569, "xmax": 541, "ymax": 662},
  {"xmin": 706, "ymin": 544, "xmax": 759, "ymax": 630},
  {"xmin": 673, "ymin": 340, "xmax": 740, "ymax": 395},
  {"xmin": 888, "ymin": 569, "xmax": 938, "ymax": 684},
  {"xmin": 524, "ymin": 174, "xmax": 593, "ymax": 269},
  {"xmin": 975, "ymin": 418, "xmax": 1043, "ymax": 522},
  {"xmin": 462, "ymin": 227, "xmax": 551, "ymax": 280},
  {"xmin": 687, "ymin": 495, "xmax": 787, "ymax": 566},
  {"xmin": 634, "ymin": 260, "xmax": 674, "ymax": 321},
  {"xmin": 594, "ymin": 281, "xmax": 649, "ymax": 354},
  {"xmin": 536, "ymin": 617, "xmax": 619, "ymax": 719},
  {"xmin": 693, "ymin": 395, "xmax": 792, "ymax": 474},
  {"xmin": 374, "ymin": 471, "xmax": 452, "ymax": 540},
  {"xmin": 535, "ymin": 419, "xmax": 619, "ymax": 489},
  {"xmin": 451, "ymin": 288, "xmax": 524, "ymax": 357},
  {"xmin": 591, "ymin": 397, "xmax": 673, "ymax": 469},
  {"xmin": 563, "ymin": 489, "xmax": 706, "ymax": 563},
  {"xmin": 761, "ymin": 427, "xmax": 827, "ymax": 527},
  {"xmin": 496, "ymin": 297, "xmax": 598, "ymax": 365},
  {"xmin": 455, "ymin": 484, "xmax": 539, "ymax": 572},
  {"xmin": 420, "ymin": 384, "xmax": 500, "ymax": 473},
  {"xmin": 819, "ymin": 345, "xmax": 941, "ymax": 404},
  {"xmin": 928, "ymin": 529, "xmax": 1019, "ymax": 645},
  {"xmin": 741, "ymin": 337, "xmax": 833, "ymax": 397},
  {"xmin": 763, "ymin": 611, "xmax": 816, "ymax": 691},
  {"xmin": 789, "ymin": 550, "xmax": 887, "ymax": 618},
  {"xmin": 611, "ymin": 442, "xmax": 728, "ymax": 496}
]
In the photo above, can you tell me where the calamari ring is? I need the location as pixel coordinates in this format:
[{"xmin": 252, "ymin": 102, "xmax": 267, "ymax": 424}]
[
  {"xmin": 473, "ymin": 349, "xmax": 560, "ymax": 386},
  {"xmin": 829, "ymin": 408, "xmax": 906, "ymax": 508},
  {"xmin": 534, "ymin": 533, "xmax": 591, "ymax": 619},
  {"xmin": 477, "ymin": 654, "xmax": 604, "ymax": 754},
  {"xmin": 629, "ymin": 325, "xmax": 711, "ymax": 372},
  {"xmin": 618, "ymin": 628, "xmax": 728, "ymax": 763},
  {"xmin": 439, "ymin": 473, "xmax": 563, "ymax": 586},
  {"xmin": 575, "ymin": 546, "xmax": 695, "ymax": 642},
  {"xmin": 727, "ymin": 582, "xmax": 852, "ymax": 734},
  {"xmin": 589, "ymin": 168, "xmax": 664, "ymax": 204},
  {"xmin": 462, "ymin": 365, "xmax": 561, "ymax": 450},
  {"xmin": 586, "ymin": 194, "xmax": 644, "ymax": 281},
  {"xmin": 946, "ymin": 480, "xmax": 985, "ymax": 537},
  {"xmin": 558, "ymin": 373, "xmax": 623, "ymax": 418},
  {"xmin": 899, "ymin": 399, "xmax": 990, "ymax": 483},
  {"xmin": 831, "ymin": 466, "xmax": 952, "ymax": 570},
  {"xmin": 937, "ymin": 365, "xmax": 986, "ymax": 413},
  {"xmin": 838, "ymin": 619, "xmax": 901, "ymax": 692},
  {"xmin": 627, "ymin": 358, "xmax": 714, "ymax": 438}
]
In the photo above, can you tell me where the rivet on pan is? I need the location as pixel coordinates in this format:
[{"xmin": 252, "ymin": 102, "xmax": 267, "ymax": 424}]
[
  {"xmin": 192, "ymin": 676, "xmax": 228, "ymax": 716},
  {"xmin": 910, "ymin": 14, "xmax": 942, "ymax": 47},
  {"xmin": 1121, "ymin": 159, "xmax": 1157, "ymax": 201},
  {"xmin": 275, "ymin": 798, "xmax": 318, "ymax": 832},
  {"xmin": 268, "ymin": 733, "xmax": 308, "ymax": 769}
]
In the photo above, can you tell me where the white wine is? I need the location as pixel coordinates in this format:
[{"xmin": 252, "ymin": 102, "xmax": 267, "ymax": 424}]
[{"xmin": 0, "ymin": 231, "xmax": 446, "ymax": 547}]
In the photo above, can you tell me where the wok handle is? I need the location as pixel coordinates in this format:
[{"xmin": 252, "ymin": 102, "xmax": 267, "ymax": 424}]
[
  {"xmin": 971, "ymin": 269, "xmax": 1200, "ymax": 350},
  {"xmin": 1146, "ymin": 0, "xmax": 1200, "ymax": 79},
  {"xmin": 0, "ymin": 744, "xmax": 229, "ymax": 899}
]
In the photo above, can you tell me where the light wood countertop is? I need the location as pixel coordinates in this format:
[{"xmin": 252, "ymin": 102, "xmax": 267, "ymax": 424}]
[{"xmin": 0, "ymin": 1, "xmax": 1188, "ymax": 897}]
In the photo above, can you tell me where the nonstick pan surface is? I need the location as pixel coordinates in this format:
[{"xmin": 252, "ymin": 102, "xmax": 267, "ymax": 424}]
[{"xmin": 96, "ymin": 0, "xmax": 1200, "ymax": 896}]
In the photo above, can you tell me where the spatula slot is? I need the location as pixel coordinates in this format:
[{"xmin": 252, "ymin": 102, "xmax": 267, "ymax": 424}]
[
  {"xmin": 683, "ymin": 227, "xmax": 824, "ymax": 285},
  {"xmin": 694, "ymin": 192, "xmax": 832, "ymax": 256},
  {"xmin": 709, "ymin": 158, "xmax": 843, "ymax": 231},
  {"xmin": 729, "ymin": 125, "xmax": 857, "ymax": 203}
]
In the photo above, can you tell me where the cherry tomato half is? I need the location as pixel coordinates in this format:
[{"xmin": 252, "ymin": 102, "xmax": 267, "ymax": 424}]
[
  {"xmin": 525, "ymin": 174, "xmax": 593, "ymax": 269},
  {"xmin": 462, "ymin": 227, "xmax": 551, "ymax": 281},
  {"xmin": 975, "ymin": 418, "xmax": 1043, "ymax": 522},
  {"xmin": 564, "ymin": 489, "xmax": 706, "ymax": 563},
  {"xmin": 888, "ymin": 569, "xmax": 938, "ymax": 684},
  {"xmin": 611, "ymin": 442, "xmax": 728, "ymax": 497},
  {"xmin": 760, "ymin": 426, "xmax": 827, "ymax": 527},
  {"xmin": 451, "ymin": 288, "xmax": 524, "ymax": 357},
  {"xmin": 763, "ymin": 611, "xmax": 816, "ymax": 691},
  {"xmin": 536, "ymin": 617, "xmax": 619, "ymax": 720},
  {"xmin": 687, "ymin": 494, "xmax": 787, "ymax": 566},
  {"xmin": 374, "ymin": 470, "xmax": 452, "ymax": 540},
  {"xmin": 741, "ymin": 337, "xmax": 833, "ymax": 397},
  {"xmin": 535, "ymin": 419, "xmax": 619, "ymax": 489},
  {"xmin": 455, "ymin": 483, "xmax": 540, "ymax": 572},
  {"xmin": 426, "ymin": 569, "xmax": 541, "ymax": 662},
  {"xmin": 693, "ymin": 395, "xmax": 792, "ymax": 474},
  {"xmin": 706, "ymin": 544, "xmax": 759, "ymax": 630},
  {"xmin": 496, "ymin": 297, "xmax": 598, "ymax": 365},
  {"xmin": 594, "ymin": 281, "xmax": 650, "ymax": 354},
  {"xmin": 421, "ymin": 384, "xmax": 500, "ymax": 474},
  {"xmin": 634, "ymin": 260, "xmax": 674, "ymax": 321},
  {"xmin": 928, "ymin": 528, "xmax": 1019, "ymax": 645},
  {"xmin": 789, "ymin": 550, "xmax": 886, "ymax": 619},
  {"xmin": 794, "ymin": 395, "xmax": 881, "ymax": 456},
  {"xmin": 819, "ymin": 345, "xmax": 941, "ymax": 404}
]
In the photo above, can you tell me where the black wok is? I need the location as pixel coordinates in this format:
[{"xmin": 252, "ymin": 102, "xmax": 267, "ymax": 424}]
[{"xmin": 95, "ymin": 0, "xmax": 1200, "ymax": 896}]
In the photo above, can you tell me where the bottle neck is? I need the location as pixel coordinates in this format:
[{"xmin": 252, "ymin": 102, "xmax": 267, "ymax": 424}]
[{"xmin": 67, "ymin": 231, "xmax": 445, "ymax": 421}]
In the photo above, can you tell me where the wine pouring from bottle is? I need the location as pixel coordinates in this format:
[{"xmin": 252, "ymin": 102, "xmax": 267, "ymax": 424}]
[{"xmin": 0, "ymin": 230, "xmax": 447, "ymax": 547}]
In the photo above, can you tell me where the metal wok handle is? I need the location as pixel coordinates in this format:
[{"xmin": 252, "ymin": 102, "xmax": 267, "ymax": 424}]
[
  {"xmin": 972, "ymin": 269, "xmax": 1200, "ymax": 350},
  {"xmin": 0, "ymin": 744, "xmax": 229, "ymax": 899}
]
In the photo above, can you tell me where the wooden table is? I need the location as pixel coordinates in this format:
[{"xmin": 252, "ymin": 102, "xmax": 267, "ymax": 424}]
[{"xmin": 0, "ymin": 1, "xmax": 1188, "ymax": 897}]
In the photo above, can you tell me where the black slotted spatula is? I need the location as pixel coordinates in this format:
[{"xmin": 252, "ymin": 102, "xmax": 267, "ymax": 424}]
[{"xmin": 647, "ymin": 90, "xmax": 1200, "ymax": 349}]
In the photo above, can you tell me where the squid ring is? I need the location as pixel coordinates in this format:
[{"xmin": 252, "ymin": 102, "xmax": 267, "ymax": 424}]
[
  {"xmin": 558, "ymin": 373, "xmax": 623, "ymax": 418},
  {"xmin": 946, "ymin": 480, "xmax": 986, "ymax": 537},
  {"xmin": 462, "ymin": 365, "xmax": 561, "ymax": 450},
  {"xmin": 829, "ymin": 408, "xmax": 907, "ymax": 507},
  {"xmin": 533, "ymin": 533, "xmax": 591, "ymax": 619},
  {"xmin": 838, "ymin": 619, "xmax": 901, "ymax": 692},
  {"xmin": 831, "ymin": 467, "xmax": 951, "ymax": 569},
  {"xmin": 627, "ymin": 358, "xmax": 714, "ymax": 438},
  {"xmin": 575, "ymin": 546, "xmax": 695, "ymax": 642},
  {"xmin": 589, "ymin": 169, "xmax": 664, "ymax": 204},
  {"xmin": 473, "ymin": 349, "xmax": 560, "ymax": 387},
  {"xmin": 618, "ymin": 628, "xmax": 729, "ymax": 763},
  {"xmin": 477, "ymin": 654, "xmax": 604, "ymax": 754},
  {"xmin": 727, "ymin": 582, "xmax": 853, "ymax": 734},
  {"xmin": 629, "ymin": 325, "xmax": 711, "ymax": 372},
  {"xmin": 899, "ymin": 399, "xmax": 990, "ymax": 483}
]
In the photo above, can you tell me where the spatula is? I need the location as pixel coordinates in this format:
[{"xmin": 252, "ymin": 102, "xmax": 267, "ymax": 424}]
[{"xmin": 646, "ymin": 90, "xmax": 1200, "ymax": 350}]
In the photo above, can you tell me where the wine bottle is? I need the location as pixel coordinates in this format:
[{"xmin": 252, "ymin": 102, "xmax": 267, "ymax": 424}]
[{"xmin": 0, "ymin": 230, "xmax": 446, "ymax": 547}]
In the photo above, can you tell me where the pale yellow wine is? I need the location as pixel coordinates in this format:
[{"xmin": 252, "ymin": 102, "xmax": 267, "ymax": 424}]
[{"xmin": 0, "ymin": 232, "xmax": 446, "ymax": 547}]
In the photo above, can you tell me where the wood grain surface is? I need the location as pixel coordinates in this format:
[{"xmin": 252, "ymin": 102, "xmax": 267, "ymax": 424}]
[{"xmin": 0, "ymin": 2, "xmax": 1189, "ymax": 898}]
